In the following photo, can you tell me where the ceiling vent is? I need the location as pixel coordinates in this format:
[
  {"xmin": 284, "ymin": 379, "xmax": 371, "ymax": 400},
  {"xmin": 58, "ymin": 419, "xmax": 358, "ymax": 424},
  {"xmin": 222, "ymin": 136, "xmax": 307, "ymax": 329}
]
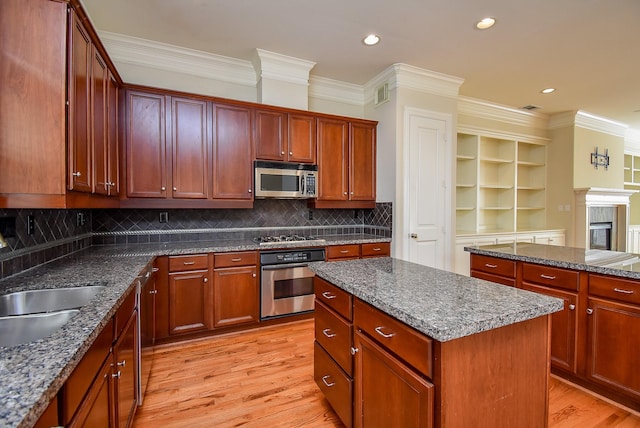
[
  {"xmin": 521, "ymin": 104, "xmax": 541, "ymax": 111},
  {"xmin": 374, "ymin": 83, "xmax": 389, "ymax": 106}
]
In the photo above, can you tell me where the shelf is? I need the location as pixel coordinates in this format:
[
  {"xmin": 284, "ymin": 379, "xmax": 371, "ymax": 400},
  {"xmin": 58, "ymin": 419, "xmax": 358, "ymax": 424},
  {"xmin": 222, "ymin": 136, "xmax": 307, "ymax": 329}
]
[
  {"xmin": 456, "ymin": 206, "xmax": 476, "ymax": 211},
  {"xmin": 480, "ymin": 184, "xmax": 513, "ymax": 189},
  {"xmin": 481, "ymin": 206, "xmax": 513, "ymax": 211},
  {"xmin": 517, "ymin": 186, "xmax": 545, "ymax": 191},
  {"xmin": 457, "ymin": 155, "xmax": 476, "ymax": 161},
  {"xmin": 456, "ymin": 183, "xmax": 476, "ymax": 188},
  {"xmin": 481, "ymin": 157, "xmax": 514, "ymax": 164},
  {"xmin": 517, "ymin": 161, "xmax": 545, "ymax": 167},
  {"xmin": 517, "ymin": 206, "xmax": 545, "ymax": 210}
]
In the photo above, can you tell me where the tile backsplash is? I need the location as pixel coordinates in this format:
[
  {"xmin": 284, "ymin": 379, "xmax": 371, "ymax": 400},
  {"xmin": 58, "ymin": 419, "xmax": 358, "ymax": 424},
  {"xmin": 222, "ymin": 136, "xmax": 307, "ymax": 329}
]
[{"xmin": 0, "ymin": 201, "xmax": 391, "ymax": 279}]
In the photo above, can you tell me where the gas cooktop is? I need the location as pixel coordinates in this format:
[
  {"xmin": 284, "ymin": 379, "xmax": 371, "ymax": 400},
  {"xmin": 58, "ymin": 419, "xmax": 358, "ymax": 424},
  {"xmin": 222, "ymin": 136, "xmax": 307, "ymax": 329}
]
[{"xmin": 253, "ymin": 235, "xmax": 326, "ymax": 246}]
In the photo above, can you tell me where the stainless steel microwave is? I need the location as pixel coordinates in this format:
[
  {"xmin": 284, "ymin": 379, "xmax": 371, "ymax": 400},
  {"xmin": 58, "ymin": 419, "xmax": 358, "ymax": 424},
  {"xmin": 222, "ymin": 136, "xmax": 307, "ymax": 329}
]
[{"xmin": 254, "ymin": 161, "xmax": 317, "ymax": 199}]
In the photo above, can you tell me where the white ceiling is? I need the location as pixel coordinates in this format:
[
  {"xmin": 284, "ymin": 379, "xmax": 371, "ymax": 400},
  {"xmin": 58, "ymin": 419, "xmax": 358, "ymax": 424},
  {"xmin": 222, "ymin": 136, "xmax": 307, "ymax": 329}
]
[{"xmin": 81, "ymin": 0, "xmax": 640, "ymax": 131}]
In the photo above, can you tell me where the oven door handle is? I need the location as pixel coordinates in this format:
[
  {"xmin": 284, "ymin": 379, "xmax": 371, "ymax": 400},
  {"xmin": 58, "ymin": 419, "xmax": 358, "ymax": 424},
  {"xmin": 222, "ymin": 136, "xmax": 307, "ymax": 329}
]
[{"xmin": 261, "ymin": 263, "xmax": 310, "ymax": 271}]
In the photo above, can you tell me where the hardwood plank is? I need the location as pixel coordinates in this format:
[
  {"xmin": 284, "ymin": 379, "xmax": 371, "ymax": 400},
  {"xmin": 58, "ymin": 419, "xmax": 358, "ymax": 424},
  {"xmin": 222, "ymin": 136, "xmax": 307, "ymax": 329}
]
[{"xmin": 134, "ymin": 319, "xmax": 640, "ymax": 428}]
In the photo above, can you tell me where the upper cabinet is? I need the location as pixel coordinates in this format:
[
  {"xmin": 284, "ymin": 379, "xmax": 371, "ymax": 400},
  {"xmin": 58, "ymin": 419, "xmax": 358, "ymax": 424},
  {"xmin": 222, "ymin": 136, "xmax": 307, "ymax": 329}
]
[
  {"xmin": 312, "ymin": 117, "xmax": 377, "ymax": 209},
  {"xmin": 0, "ymin": 0, "xmax": 120, "ymax": 208},
  {"xmin": 254, "ymin": 109, "xmax": 316, "ymax": 164}
]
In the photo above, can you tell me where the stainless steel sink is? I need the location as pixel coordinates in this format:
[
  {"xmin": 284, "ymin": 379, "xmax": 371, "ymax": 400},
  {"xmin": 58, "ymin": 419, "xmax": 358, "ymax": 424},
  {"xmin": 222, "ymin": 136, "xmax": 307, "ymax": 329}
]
[
  {"xmin": 0, "ymin": 310, "xmax": 79, "ymax": 347},
  {"xmin": 0, "ymin": 285, "xmax": 106, "ymax": 316}
]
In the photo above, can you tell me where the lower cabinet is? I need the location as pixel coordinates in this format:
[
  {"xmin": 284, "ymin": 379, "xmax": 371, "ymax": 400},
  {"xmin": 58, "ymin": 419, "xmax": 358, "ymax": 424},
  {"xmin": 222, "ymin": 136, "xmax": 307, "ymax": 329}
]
[
  {"xmin": 70, "ymin": 355, "xmax": 114, "ymax": 428},
  {"xmin": 213, "ymin": 251, "xmax": 259, "ymax": 328},
  {"xmin": 470, "ymin": 254, "xmax": 516, "ymax": 287},
  {"xmin": 354, "ymin": 331, "xmax": 433, "ymax": 428},
  {"xmin": 114, "ymin": 312, "xmax": 138, "ymax": 428}
]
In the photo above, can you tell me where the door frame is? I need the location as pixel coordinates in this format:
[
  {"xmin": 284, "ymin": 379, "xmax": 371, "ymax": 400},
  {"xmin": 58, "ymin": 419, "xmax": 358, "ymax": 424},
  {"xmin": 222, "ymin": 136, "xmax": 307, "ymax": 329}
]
[{"xmin": 398, "ymin": 106, "xmax": 454, "ymax": 270}]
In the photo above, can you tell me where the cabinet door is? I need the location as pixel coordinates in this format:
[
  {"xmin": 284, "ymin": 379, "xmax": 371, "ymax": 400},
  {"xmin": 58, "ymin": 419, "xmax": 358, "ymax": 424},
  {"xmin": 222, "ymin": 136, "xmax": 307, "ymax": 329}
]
[
  {"xmin": 254, "ymin": 109, "xmax": 286, "ymax": 161},
  {"xmin": 106, "ymin": 73, "xmax": 119, "ymax": 196},
  {"xmin": 288, "ymin": 113, "xmax": 316, "ymax": 163},
  {"xmin": 349, "ymin": 122, "xmax": 376, "ymax": 201},
  {"xmin": 126, "ymin": 90, "xmax": 167, "ymax": 198},
  {"xmin": 317, "ymin": 118, "xmax": 348, "ymax": 201},
  {"xmin": 68, "ymin": 10, "xmax": 93, "ymax": 193},
  {"xmin": 168, "ymin": 270, "xmax": 213, "ymax": 334},
  {"xmin": 212, "ymin": 103, "xmax": 253, "ymax": 199},
  {"xmin": 69, "ymin": 356, "xmax": 113, "ymax": 428},
  {"xmin": 92, "ymin": 48, "xmax": 109, "ymax": 195},
  {"xmin": 213, "ymin": 266, "xmax": 258, "ymax": 328},
  {"xmin": 522, "ymin": 283, "xmax": 578, "ymax": 373},
  {"xmin": 586, "ymin": 297, "xmax": 640, "ymax": 400},
  {"xmin": 354, "ymin": 331, "xmax": 434, "ymax": 428},
  {"xmin": 113, "ymin": 313, "xmax": 138, "ymax": 428},
  {"xmin": 171, "ymin": 97, "xmax": 209, "ymax": 199}
]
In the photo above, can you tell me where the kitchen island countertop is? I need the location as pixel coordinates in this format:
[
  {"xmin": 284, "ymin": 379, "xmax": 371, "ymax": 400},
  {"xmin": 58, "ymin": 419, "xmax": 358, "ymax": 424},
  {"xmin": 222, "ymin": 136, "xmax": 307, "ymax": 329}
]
[{"xmin": 308, "ymin": 257, "xmax": 563, "ymax": 342}]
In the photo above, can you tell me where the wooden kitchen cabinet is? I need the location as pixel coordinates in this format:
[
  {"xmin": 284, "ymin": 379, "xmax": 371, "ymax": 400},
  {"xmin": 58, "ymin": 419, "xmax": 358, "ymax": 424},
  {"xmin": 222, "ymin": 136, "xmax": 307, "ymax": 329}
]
[
  {"xmin": 212, "ymin": 251, "xmax": 259, "ymax": 328},
  {"xmin": 94, "ymin": 71, "xmax": 120, "ymax": 196},
  {"xmin": 34, "ymin": 396, "xmax": 59, "ymax": 428},
  {"xmin": 69, "ymin": 354, "xmax": 114, "ymax": 428},
  {"xmin": 326, "ymin": 244, "xmax": 361, "ymax": 261},
  {"xmin": 168, "ymin": 263, "xmax": 213, "ymax": 335},
  {"xmin": 361, "ymin": 242, "xmax": 390, "ymax": 258},
  {"xmin": 470, "ymin": 253, "xmax": 516, "ymax": 287},
  {"xmin": 113, "ymin": 311, "xmax": 138, "ymax": 428},
  {"xmin": 212, "ymin": 103, "xmax": 254, "ymax": 200},
  {"xmin": 254, "ymin": 110, "xmax": 316, "ymax": 164},
  {"xmin": 313, "ymin": 118, "xmax": 376, "ymax": 209}
]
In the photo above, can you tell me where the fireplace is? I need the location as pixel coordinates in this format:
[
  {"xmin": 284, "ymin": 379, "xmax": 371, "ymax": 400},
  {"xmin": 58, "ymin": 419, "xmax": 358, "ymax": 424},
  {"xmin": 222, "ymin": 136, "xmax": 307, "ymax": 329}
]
[{"xmin": 590, "ymin": 221, "xmax": 612, "ymax": 250}]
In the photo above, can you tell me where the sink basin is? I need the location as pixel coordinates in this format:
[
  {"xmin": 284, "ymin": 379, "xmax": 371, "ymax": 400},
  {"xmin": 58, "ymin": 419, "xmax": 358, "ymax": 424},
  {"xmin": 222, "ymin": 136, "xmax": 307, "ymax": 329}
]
[
  {"xmin": 0, "ymin": 285, "xmax": 106, "ymax": 316},
  {"xmin": 0, "ymin": 310, "xmax": 79, "ymax": 347}
]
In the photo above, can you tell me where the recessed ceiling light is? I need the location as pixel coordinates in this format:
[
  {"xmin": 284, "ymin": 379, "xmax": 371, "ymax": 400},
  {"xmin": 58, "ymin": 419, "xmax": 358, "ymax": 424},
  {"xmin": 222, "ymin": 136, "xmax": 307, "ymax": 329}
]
[
  {"xmin": 475, "ymin": 17, "xmax": 496, "ymax": 30},
  {"xmin": 540, "ymin": 88, "xmax": 556, "ymax": 94},
  {"xmin": 363, "ymin": 34, "xmax": 381, "ymax": 46}
]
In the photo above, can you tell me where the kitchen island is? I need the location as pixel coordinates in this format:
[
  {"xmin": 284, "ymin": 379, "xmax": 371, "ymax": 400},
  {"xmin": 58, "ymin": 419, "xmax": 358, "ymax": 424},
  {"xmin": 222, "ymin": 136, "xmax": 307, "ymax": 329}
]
[
  {"xmin": 465, "ymin": 242, "xmax": 640, "ymax": 413},
  {"xmin": 309, "ymin": 257, "xmax": 564, "ymax": 427}
]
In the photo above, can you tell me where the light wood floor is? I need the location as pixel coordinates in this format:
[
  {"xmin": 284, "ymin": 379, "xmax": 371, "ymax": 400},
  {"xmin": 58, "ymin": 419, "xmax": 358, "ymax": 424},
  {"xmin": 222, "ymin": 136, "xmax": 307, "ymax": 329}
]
[{"xmin": 133, "ymin": 319, "xmax": 640, "ymax": 428}]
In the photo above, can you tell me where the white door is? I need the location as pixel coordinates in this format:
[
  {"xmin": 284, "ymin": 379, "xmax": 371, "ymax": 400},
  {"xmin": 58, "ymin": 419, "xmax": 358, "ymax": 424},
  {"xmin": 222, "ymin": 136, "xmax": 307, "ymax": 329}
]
[{"xmin": 404, "ymin": 109, "xmax": 451, "ymax": 270}]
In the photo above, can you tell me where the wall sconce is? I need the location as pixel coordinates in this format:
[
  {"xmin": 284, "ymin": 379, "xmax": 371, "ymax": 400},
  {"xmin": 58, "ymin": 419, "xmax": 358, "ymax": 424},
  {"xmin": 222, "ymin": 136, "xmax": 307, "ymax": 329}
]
[{"xmin": 591, "ymin": 147, "xmax": 609, "ymax": 170}]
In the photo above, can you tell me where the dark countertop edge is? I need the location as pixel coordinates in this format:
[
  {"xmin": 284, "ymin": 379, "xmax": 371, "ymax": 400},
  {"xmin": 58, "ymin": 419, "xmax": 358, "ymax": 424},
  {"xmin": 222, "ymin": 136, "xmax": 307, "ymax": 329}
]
[
  {"xmin": 309, "ymin": 259, "xmax": 564, "ymax": 343},
  {"xmin": 4, "ymin": 234, "xmax": 390, "ymax": 428},
  {"xmin": 464, "ymin": 245, "xmax": 640, "ymax": 280}
]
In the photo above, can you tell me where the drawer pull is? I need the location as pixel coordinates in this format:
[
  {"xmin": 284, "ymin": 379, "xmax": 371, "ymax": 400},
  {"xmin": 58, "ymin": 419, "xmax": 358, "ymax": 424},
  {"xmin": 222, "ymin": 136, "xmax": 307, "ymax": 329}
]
[
  {"xmin": 374, "ymin": 326, "xmax": 395, "ymax": 339},
  {"xmin": 484, "ymin": 263, "xmax": 498, "ymax": 269},
  {"xmin": 321, "ymin": 292, "xmax": 336, "ymax": 300},
  {"xmin": 569, "ymin": 304, "xmax": 575, "ymax": 310},
  {"xmin": 339, "ymin": 250, "xmax": 349, "ymax": 254},
  {"xmin": 117, "ymin": 360, "xmax": 126, "ymax": 367},
  {"xmin": 322, "ymin": 328, "xmax": 336, "ymax": 338},
  {"xmin": 372, "ymin": 247, "xmax": 381, "ymax": 251},
  {"xmin": 321, "ymin": 375, "xmax": 335, "ymax": 387},
  {"xmin": 112, "ymin": 371, "xmax": 121, "ymax": 379},
  {"xmin": 586, "ymin": 308, "xmax": 593, "ymax": 315},
  {"xmin": 614, "ymin": 288, "xmax": 635, "ymax": 295},
  {"xmin": 231, "ymin": 258, "xmax": 242, "ymax": 262},
  {"xmin": 183, "ymin": 261, "xmax": 196, "ymax": 265},
  {"xmin": 350, "ymin": 347, "xmax": 359, "ymax": 355},
  {"xmin": 540, "ymin": 274, "xmax": 556, "ymax": 280}
]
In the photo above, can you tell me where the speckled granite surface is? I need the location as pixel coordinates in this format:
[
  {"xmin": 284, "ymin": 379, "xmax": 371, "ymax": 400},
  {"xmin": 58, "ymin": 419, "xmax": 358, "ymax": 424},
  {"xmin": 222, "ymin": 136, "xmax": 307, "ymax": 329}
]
[
  {"xmin": 0, "ymin": 234, "xmax": 389, "ymax": 428},
  {"xmin": 308, "ymin": 257, "xmax": 564, "ymax": 342},
  {"xmin": 465, "ymin": 242, "xmax": 640, "ymax": 279}
]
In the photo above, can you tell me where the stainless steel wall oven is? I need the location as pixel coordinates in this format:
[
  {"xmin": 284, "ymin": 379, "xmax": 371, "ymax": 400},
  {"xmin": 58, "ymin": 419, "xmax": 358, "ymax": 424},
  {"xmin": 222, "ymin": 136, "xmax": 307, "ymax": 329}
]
[{"xmin": 260, "ymin": 248, "xmax": 325, "ymax": 319}]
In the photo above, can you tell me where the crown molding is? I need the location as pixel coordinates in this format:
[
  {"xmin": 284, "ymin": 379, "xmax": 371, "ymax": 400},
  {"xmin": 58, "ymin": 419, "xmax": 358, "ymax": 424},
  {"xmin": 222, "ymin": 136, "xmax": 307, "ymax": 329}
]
[
  {"xmin": 392, "ymin": 64, "xmax": 464, "ymax": 98},
  {"xmin": 548, "ymin": 111, "xmax": 578, "ymax": 130},
  {"xmin": 252, "ymin": 49, "xmax": 315, "ymax": 85},
  {"xmin": 458, "ymin": 96, "xmax": 549, "ymax": 130},
  {"xmin": 575, "ymin": 111, "xmax": 628, "ymax": 137},
  {"xmin": 309, "ymin": 76, "xmax": 365, "ymax": 106},
  {"xmin": 98, "ymin": 31, "xmax": 256, "ymax": 87}
]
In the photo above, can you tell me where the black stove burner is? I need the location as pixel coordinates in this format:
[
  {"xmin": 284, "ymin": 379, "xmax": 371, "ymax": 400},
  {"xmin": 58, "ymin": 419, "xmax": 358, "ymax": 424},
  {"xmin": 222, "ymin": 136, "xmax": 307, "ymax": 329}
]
[{"xmin": 254, "ymin": 234, "xmax": 324, "ymax": 244}]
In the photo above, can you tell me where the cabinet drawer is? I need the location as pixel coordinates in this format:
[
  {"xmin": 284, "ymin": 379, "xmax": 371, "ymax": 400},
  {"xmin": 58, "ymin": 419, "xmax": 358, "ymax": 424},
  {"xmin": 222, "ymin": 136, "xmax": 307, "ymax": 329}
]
[
  {"xmin": 589, "ymin": 274, "xmax": 640, "ymax": 305},
  {"xmin": 314, "ymin": 342, "xmax": 353, "ymax": 428},
  {"xmin": 327, "ymin": 244, "xmax": 360, "ymax": 260},
  {"xmin": 470, "ymin": 254, "xmax": 516, "ymax": 278},
  {"xmin": 522, "ymin": 263, "xmax": 579, "ymax": 291},
  {"xmin": 168, "ymin": 254, "xmax": 209, "ymax": 272},
  {"xmin": 361, "ymin": 242, "xmax": 390, "ymax": 258},
  {"xmin": 354, "ymin": 299, "xmax": 433, "ymax": 378},
  {"xmin": 471, "ymin": 270, "xmax": 516, "ymax": 287},
  {"xmin": 214, "ymin": 251, "xmax": 257, "ymax": 268},
  {"xmin": 315, "ymin": 301, "xmax": 353, "ymax": 375},
  {"xmin": 315, "ymin": 277, "xmax": 352, "ymax": 321}
]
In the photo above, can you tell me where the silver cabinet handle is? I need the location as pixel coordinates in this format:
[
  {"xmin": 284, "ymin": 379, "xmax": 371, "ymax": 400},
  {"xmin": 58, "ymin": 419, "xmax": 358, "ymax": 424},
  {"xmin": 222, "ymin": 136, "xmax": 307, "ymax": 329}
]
[
  {"xmin": 351, "ymin": 192, "xmax": 354, "ymax": 195},
  {"xmin": 112, "ymin": 371, "xmax": 121, "ymax": 379},
  {"xmin": 203, "ymin": 277, "xmax": 208, "ymax": 283},
  {"xmin": 183, "ymin": 261, "xmax": 196, "ymax": 265},
  {"xmin": 161, "ymin": 186, "xmax": 166, "ymax": 191},
  {"xmin": 152, "ymin": 267, "xmax": 160, "ymax": 273},
  {"xmin": 484, "ymin": 263, "xmax": 498, "ymax": 269},
  {"xmin": 569, "ymin": 304, "xmax": 576, "ymax": 310},
  {"xmin": 252, "ymin": 273, "xmax": 256, "ymax": 278},
  {"xmin": 117, "ymin": 360, "xmax": 126, "ymax": 367},
  {"xmin": 350, "ymin": 347, "xmax": 359, "ymax": 355},
  {"xmin": 339, "ymin": 250, "xmax": 349, "ymax": 254},
  {"xmin": 321, "ymin": 375, "xmax": 335, "ymax": 387},
  {"xmin": 614, "ymin": 288, "xmax": 634, "ymax": 294},
  {"xmin": 540, "ymin": 274, "xmax": 556, "ymax": 280},
  {"xmin": 231, "ymin": 258, "xmax": 242, "ymax": 262},
  {"xmin": 149, "ymin": 290, "xmax": 158, "ymax": 295},
  {"xmin": 248, "ymin": 189, "xmax": 252, "ymax": 193},
  {"xmin": 321, "ymin": 291, "xmax": 336, "ymax": 299},
  {"xmin": 375, "ymin": 326, "xmax": 395, "ymax": 338},
  {"xmin": 586, "ymin": 308, "xmax": 593, "ymax": 315},
  {"xmin": 322, "ymin": 328, "xmax": 336, "ymax": 338},
  {"xmin": 281, "ymin": 151, "xmax": 285, "ymax": 155},
  {"xmin": 289, "ymin": 151, "xmax": 293, "ymax": 156},
  {"xmin": 72, "ymin": 171, "xmax": 81, "ymax": 177},
  {"xmin": 372, "ymin": 248, "xmax": 381, "ymax": 251},
  {"xmin": 173, "ymin": 187, "xmax": 177, "ymax": 191}
]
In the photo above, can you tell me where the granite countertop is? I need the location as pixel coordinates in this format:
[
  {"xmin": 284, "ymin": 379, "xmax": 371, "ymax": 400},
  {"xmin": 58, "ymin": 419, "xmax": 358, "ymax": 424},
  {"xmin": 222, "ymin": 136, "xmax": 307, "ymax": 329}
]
[
  {"xmin": 465, "ymin": 242, "xmax": 640, "ymax": 280},
  {"xmin": 308, "ymin": 257, "xmax": 564, "ymax": 342},
  {"xmin": 0, "ymin": 234, "xmax": 389, "ymax": 428}
]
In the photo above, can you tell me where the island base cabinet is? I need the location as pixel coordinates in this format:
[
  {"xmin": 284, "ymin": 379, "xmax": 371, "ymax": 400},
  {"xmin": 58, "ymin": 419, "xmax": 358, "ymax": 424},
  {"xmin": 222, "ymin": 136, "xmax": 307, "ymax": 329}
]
[
  {"xmin": 586, "ymin": 297, "xmax": 640, "ymax": 402},
  {"xmin": 69, "ymin": 356, "xmax": 114, "ymax": 428},
  {"xmin": 314, "ymin": 342, "xmax": 353, "ymax": 428},
  {"xmin": 354, "ymin": 331, "xmax": 433, "ymax": 428}
]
